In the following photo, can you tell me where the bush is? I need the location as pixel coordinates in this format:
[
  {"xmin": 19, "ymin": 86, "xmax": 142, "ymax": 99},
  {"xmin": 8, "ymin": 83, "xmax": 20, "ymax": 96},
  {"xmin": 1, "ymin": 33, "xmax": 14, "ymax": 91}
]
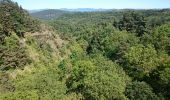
[
  {"xmin": 14, "ymin": 68, "xmax": 67, "ymax": 100},
  {"xmin": 0, "ymin": 34, "xmax": 31, "ymax": 71},
  {"xmin": 64, "ymin": 54, "xmax": 130, "ymax": 99},
  {"xmin": 0, "ymin": 90, "xmax": 39, "ymax": 100}
]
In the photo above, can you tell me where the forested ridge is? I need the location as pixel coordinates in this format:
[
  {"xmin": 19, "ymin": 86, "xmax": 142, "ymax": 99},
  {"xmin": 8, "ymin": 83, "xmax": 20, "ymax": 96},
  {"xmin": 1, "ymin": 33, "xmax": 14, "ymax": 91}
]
[{"xmin": 0, "ymin": 0, "xmax": 170, "ymax": 100}]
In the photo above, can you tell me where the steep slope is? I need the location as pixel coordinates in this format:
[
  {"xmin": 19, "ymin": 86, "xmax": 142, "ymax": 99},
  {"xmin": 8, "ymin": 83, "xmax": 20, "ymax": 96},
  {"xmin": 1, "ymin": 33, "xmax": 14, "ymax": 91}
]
[
  {"xmin": 0, "ymin": 0, "xmax": 40, "ymax": 71},
  {"xmin": 0, "ymin": 0, "xmax": 69, "ymax": 99}
]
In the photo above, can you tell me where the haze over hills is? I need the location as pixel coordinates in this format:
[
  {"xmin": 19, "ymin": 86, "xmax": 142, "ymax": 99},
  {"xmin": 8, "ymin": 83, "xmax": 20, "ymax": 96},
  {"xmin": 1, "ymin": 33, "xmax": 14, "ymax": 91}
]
[
  {"xmin": 29, "ymin": 9, "xmax": 47, "ymax": 13},
  {"xmin": 30, "ymin": 8, "xmax": 113, "ymax": 20},
  {"xmin": 30, "ymin": 9, "xmax": 68, "ymax": 20},
  {"xmin": 30, "ymin": 8, "xmax": 170, "ymax": 20},
  {"xmin": 59, "ymin": 8, "xmax": 112, "ymax": 12},
  {"xmin": 29, "ymin": 8, "xmax": 112, "ymax": 13}
]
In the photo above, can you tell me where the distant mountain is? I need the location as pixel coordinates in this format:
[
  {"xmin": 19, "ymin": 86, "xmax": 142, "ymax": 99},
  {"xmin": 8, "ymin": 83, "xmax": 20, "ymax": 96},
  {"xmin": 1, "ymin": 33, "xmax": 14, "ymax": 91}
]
[
  {"xmin": 29, "ymin": 9, "xmax": 48, "ymax": 13},
  {"xmin": 30, "ymin": 8, "xmax": 113, "ymax": 20},
  {"xmin": 30, "ymin": 9, "xmax": 68, "ymax": 20},
  {"xmin": 60, "ymin": 8, "xmax": 112, "ymax": 12}
]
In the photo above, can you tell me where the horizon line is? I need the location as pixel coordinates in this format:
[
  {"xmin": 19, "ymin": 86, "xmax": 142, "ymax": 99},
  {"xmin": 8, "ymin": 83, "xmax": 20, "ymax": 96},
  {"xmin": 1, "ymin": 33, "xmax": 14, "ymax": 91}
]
[{"xmin": 28, "ymin": 8, "xmax": 170, "ymax": 10}]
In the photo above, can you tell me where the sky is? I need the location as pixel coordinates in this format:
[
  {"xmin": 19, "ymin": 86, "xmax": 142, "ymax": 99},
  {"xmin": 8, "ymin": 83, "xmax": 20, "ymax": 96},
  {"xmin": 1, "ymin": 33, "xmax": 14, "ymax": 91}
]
[{"xmin": 13, "ymin": 0, "xmax": 170, "ymax": 10}]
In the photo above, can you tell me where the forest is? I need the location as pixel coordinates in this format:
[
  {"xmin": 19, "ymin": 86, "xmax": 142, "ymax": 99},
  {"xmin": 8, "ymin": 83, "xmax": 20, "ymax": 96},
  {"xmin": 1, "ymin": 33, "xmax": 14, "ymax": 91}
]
[{"xmin": 0, "ymin": 0, "xmax": 170, "ymax": 100}]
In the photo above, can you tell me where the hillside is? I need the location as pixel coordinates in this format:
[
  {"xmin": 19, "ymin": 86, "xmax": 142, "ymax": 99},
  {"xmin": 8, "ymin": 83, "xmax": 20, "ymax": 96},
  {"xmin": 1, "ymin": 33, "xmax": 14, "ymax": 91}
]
[
  {"xmin": 0, "ymin": 0, "xmax": 170, "ymax": 100},
  {"xmin": 60, "ymin": 8, "xmax": 112, "ymax": 12},
  {"xmin": 30, "ymin": 9, "xmax": 114, "ymax": 20},
  {"xmin": 0, "ymin": 0, "xmax": 68, "ymax": 99},
  {"xmin": 30, "ymin": 9, "xmax": 68, "ymax": 20}
]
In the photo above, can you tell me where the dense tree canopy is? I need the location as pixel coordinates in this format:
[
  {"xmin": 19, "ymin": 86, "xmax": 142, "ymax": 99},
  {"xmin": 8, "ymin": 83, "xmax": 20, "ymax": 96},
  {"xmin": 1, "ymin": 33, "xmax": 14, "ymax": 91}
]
[
  {"xmin": 125, "ymin": 81, "xmax": 159, "ymax": 100},
  {"xmin": 0, "ymin": 0, "xmax": 170, "ymax": 99},
  {"xmin": 118, "ymin": 11, "xmax": 146, "ymax": 36}
]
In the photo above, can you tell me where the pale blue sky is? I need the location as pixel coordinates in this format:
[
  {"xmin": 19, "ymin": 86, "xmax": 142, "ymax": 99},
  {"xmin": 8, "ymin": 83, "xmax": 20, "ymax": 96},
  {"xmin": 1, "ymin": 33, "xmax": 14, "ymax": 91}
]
[{"xmin": 13, "ymin": 0, "xmax": 170, "ymax": 10}]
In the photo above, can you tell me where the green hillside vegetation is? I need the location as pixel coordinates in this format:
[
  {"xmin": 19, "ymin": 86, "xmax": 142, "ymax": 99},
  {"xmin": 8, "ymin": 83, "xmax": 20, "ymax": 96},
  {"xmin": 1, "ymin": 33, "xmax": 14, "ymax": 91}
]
[{"xmin": 0, "ymin": 0, "xmax": 170, "ymax": 99}]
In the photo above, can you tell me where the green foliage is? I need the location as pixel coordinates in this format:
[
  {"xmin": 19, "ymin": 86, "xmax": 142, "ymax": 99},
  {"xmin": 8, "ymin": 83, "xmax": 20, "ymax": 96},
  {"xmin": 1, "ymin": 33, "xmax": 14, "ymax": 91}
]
[
  {"xmin": 50, "ymin": 11, "xmax": 116, "ymax": 41},
  {"xmin": 101, "ymin": 31, "xmax": 139, "ymax": 61},
  {"xmin": 0, "ymin": 24, "xmax": 5, "ymax": 43},
  {"xmin": 0, "ymin": 2, "xmax": 170, "ymax": 99},
  {"xmin": 142, "ymin": 24, "xmax": 170, "ymax": 54},
  {"xmin": 147, "ymin": 16, "xmax": 166, "ymax": 28},
  {"xmin": 125, "ymin": 81, "xmax": 159, "ymax": 100},
  {"xmin": 148, "ymin": 57, "xmax": 170, "ymax": 99},
  {"xmin": 26, "ymin": 36, "xmax": 54, "ymax": 60},
  {"xmin": 50, "ymin": 9, "xmax": 170, "ymax": 99},
  {"xmin": 0, "ymin": 34, "xmax": 30, "ymax": 71},
  {"xmin": 0, "ymin": 73, "xmax": 14, "ymax": 93},
  {"xmin": 123, "ymin": 44, "xmax": 158, "ymax": 79},
  {"xmin": 0, "ymin": 0, "xmax": 40, "ymax": 37},
  {"xmin": 59, "ymin": 51, "xmax": 130, "ymax": 99},
  {"xmin": 118, "ymin": 11, "xmax": 146, "ymax": 36},
  {"xmin": 154, "ymin": 24, "xmax": 170, "ymax": 52},
  {"xmin": 0, "ymin": 90, "xmax": 39, "ymax": 100},
  {"xmin": 13, "ymin": 68, "xmax": 67, "ymax": 100}
]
